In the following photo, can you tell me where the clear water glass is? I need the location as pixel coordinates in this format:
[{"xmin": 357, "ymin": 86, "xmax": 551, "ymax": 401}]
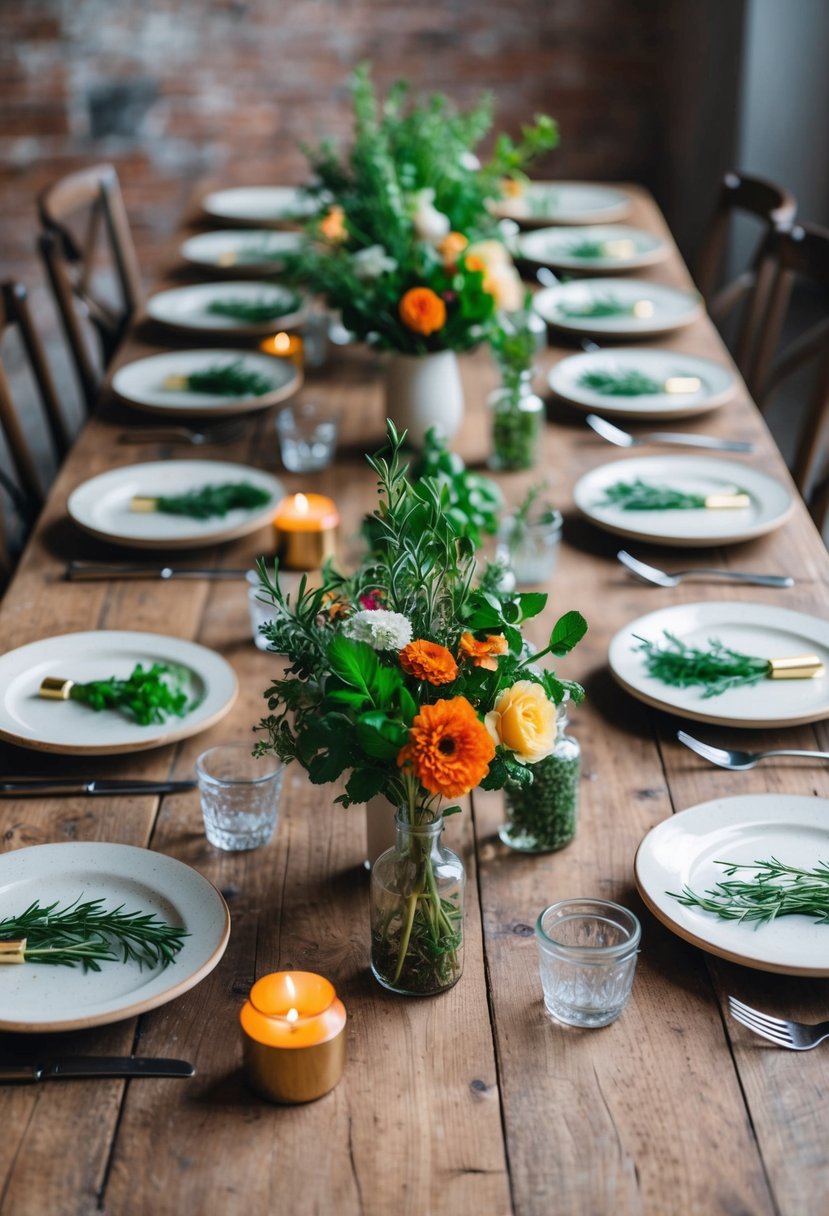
[
  {"xmin": 535, "ymin": 898, "xmax": 640, "ymax": 1028},
  {"xmin": 276, "ymin": 401, "xmax": 338, "ymax": 472},
  {"xmin": 196, "ymin": 745, "xmax": 284, "ymax": 851},
  {"xmin": 497, "ymin": 508, "xmax": 563, "ymax": 586}
]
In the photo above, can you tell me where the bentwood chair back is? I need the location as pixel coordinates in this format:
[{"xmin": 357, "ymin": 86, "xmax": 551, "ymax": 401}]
[
  {"xmin": 751, "ymin": 222, "xmax": 829, "ymax": 529},
  {"xmin": 37, "ymin": 164, "xmax": 142, "ymax": 412},
  {"xmin": 695, "ymin": 171, "xmax": 797, "ymax": 387},
  {"xmin": 0, "ymin": 281, "xmax": 68, "ymax": 578}
]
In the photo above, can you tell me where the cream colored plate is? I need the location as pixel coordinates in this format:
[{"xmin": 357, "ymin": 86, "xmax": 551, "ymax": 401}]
[
  {"xmin": 200, "ymin": 185, "xmax": 318, "ymax": 227},
  {"xmin": 112, "ymin": 349, "xmax": 300, "ymax": 417},
  {"xmin": 180, "ymin": 229, "xmax": 303, "ymax": 275},
  {"xmin": 68, "ymin": 460, "xmax": 282, "ymax": 550},
  {"xmin": 0, "ymin": 842, "xmax": 230, "ymax": 1031},
  {"xmin": 608, "ymin": 601, "xmax": 829, "ymax": 728},
  {"xmin": 490, "ymin": 181, "xmax": 631, "ymax": 227},
  {"xmin": 533, "ymin": 279, "xmax": 703, "ymax": 339},
  {"xmin": 145, "ymin": 281, "xmax": 306, "ymax": 337},
  {"xmin": 573, "ymin": 454, "xmax": 792, "ymax": 547},
  {"xmin": 635, "ymin": 795, "xmax": 829, "ymax": 974},
  {"xmin": 517, "ymin": 225, "xmax": 667, "ymax": 272},
  {"xmin": 0, "ymin": 631, "xmax": 238, "ymax": 754},
  {"xmin": 549, "ymin": 348, "xmax": 736, "ymax": 420}
]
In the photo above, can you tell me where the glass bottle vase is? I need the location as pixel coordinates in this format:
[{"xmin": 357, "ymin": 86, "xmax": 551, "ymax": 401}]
[
  {"xmin": 500, "ymin": 701, "xmax": 580, "ymax": 852},
  {"xmin": 370, "ymin": 809, "xmax": 465, "ymax": 996},
  {"xmin": 487, "ymin": 368, "xmax": 544, "ymax": 470}
]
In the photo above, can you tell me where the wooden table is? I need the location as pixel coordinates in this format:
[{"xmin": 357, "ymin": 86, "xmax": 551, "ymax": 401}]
[{"xmin": 1, "ymin": 186, "xmax": 828, "ymax": 1216}]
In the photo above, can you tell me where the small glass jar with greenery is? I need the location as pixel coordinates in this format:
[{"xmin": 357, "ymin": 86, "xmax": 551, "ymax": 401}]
[
  {"xmin": 487, "ymin": 298, "xmax": 545, "ymax": 470},
  {"xmin": 500, "ymin": 697, "xmax": 580, "ymax": 852}
]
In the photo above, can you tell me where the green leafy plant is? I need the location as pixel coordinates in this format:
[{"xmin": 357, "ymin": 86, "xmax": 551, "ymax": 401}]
[
  {"xmin": 0, "ymin": 897, "xmax": 189, "ymax": 971},
  {"xmin": 578, "ymin": 368, "xmax": 666, "ymax": 396},
  {"xmin": 671, "ymin": 858, "xmax": 829, "ymax": 924},
  {"xmin": 635, "ymin": 632, "xmax": 772, "ymax": 698},
  {"xmin": 557, "ymin": 295, "xmax": 645, "ymax": 320},
  {"xmin": 171, "ymin": 360, "xmax": 275, "ymax": 397},
  {"xmin": 141, "ymin": 482, "xmax": 273, "ymax": 519},
  {"xmin": 66, "ymin": 662, "xmax": 194, "ymax": 725},
  {"xmin": 206, "ymin": 294, "xmax": 300, "ymax": 323},
  {"xmin": 599, "ymin": 478, "xmax": 747, "ymax": 511}
]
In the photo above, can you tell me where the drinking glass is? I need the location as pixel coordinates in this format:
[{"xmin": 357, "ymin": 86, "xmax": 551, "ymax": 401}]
[
  {"xmin": 535, "ymin": 898, "xmax": 640, "ymax": 1028},
  {"xmin": 276, "ymin": 401, "xmax": 338, "ymax": 472},
  {"xmin": 496, "ymin": 508, "xmax": 563, "ymax": 586},
  {"xmin": 196, "ymin": 745, "xmax": 284, "ymax": 851}
]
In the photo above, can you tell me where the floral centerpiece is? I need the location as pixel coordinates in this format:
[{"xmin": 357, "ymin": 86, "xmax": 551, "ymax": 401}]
[
  {"xmin": 288, "ymin": 65, "xmax": 558, "ymax": 443},
  {"xmin": 254, "ymin": 423, "xmax": 586, "ymax": 996}
]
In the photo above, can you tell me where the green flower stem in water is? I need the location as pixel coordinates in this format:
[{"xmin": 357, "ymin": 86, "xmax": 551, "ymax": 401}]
[
  {"xmin": 490, "ymin": 393, "xmax": 543, "ymax": 470},
  {"xmin": 670, "ymin": 858, "xmax": 829, "ymax": 925},
  {"xmin": 502, "ymin": 750, "xmax": 580, "ymax": 852}
]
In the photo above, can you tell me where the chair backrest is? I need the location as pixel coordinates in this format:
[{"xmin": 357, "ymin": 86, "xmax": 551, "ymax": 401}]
[
  {"xmin": 751, "ymin": 222, "xmax": 829, "ymax": 525},
  {"xmin": 695, "ymin": 171, "xmax": 797, "ymax": 383},
  {"xmin": 37, "ymin": 164, "xmax": 142, "ymax": 412}
]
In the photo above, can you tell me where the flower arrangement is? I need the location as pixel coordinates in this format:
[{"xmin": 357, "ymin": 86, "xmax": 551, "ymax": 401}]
[
  {"xmin": 254, "ymin": 422, "xmax": 586, "ymax": 995},
  {"xmin": 288, "ymin": 65, "xmax": 558, "ymax": 355}
]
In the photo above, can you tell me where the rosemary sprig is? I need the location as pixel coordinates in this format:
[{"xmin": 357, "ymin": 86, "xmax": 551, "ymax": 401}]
[
  {"xmin": 634, "ymin": 631, "xmax": 769, "ymax": 698},
  {"xmin": 206, "ymin": 294, "xmax": 299, "ymax": 323},
  {"xmin": 234, "ymin": 242, "xmax": 291, "ymax": 265},
  {"xmin": 599, "ymin": 478, "xmax": 746, "ymax": 511},
  {"xmin": 557, "ymin": 295, "xmax": 643, "ymax": 319},
  {"xmin": 148, "ymin": 482, "xmax": 273, "ymax": 519},
  {"xmin": 68, "ymin": 662, "xmax": 193, "ymax": 725},
  {"xmin": 0, "ymin": 897, "xmax": 189, "ymax": 971},
  {"xmin": 170, "ymin": 360, "xmax": 274, "ymax": 397},
  {"xmin": 670, "ymin": 858, "xmax": 829, "ymax": 925},
  {"xmin": 578, "ymin": 369, "xmax": 665, "ymax": 396}
]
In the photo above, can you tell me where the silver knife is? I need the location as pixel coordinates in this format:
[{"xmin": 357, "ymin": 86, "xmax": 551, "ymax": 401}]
[
  {"xmin": 65, "ymin": 562, "xmax": 249, "ymax": 581},
  {"xmin": 0, "ymin": 778, "xmax": 196, "ymax": 797},
  {"xmin": 0, "ymin": 1057, "xmax": 195, "ymax": 1082}
]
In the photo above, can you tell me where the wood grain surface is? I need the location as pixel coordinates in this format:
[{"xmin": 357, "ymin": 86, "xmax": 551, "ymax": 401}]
[{"xmin": 0, "ymin": 186, "xmax": 827, "ymax": 1216}]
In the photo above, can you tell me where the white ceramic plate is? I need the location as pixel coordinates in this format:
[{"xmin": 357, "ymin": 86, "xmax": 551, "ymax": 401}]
[
  {"xmin": 608, "ymin": 602, "xmax": 829, "ymax": 728},
  {"xmin": 112, "ymin": 349, "xmax": 300, "ymax": 417},
  {"xmin": 201, "ymin": 185, "xmax": 318, "ymax": 227},
  {"xmin": 573, "ymin": 455, "xmax": 793, "ymax": 547},
  {"xmin": 549, "ymin": 348, "xmax": 737, "ymax": 420},
  {"xmin": 533, "ymin": 279, "xmax": 703, "ymax": 339},
  {"xmin": 0, "ymin": 842, "xmax": 230, "ymax": 1031},
  {"xmin": 490, "ymin": 181, "xmax": 631, "ymax": 227},
  {"xmin": 180, "ymin": 229, "xmax": 303, "ymax": 275},
  {"xmin": 68, "ymin": 460, "xmax": 283, "ymax": 550},
  {"xmin": 518, "ymin": 225, "xmax": 667, "ymax": 272},
  {"xmin": 635, "ymin": 795, "xmax": 829, "ymax": 974},
  {"xmin": 0, "ymin": 631, "xmax": 238, "ymax": 754},
  {"xmin": 145, "ymin": 281, "xmax": 306, "ymax": 337}
]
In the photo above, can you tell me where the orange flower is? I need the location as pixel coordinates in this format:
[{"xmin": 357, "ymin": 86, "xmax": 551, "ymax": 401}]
[
  {"xmin": 458, "ymin": 631, "xmax": 508, "ymax": 671},
  {"xmin": 438, "ymin": 231, "xmax": 469, "ymax": 268},
  {"xmin": 400, "ymin": 640, "xmax": 458, "ymax": 685},
  {"xmin": 463, "ymin": 254, "xmax": 487, "ymax": 275},
  {"xmin": 322, "ymin": 591, "xmax": 350, "ymax": 621},
  {"xmin": 319, "ymin": 205, "xmax": 347, "ymax": 242},
  {"xmin": 397, "ymin": 697, "xmax": 495, "ymax": 798},
  {"xmin": 501, "ymin": 177, "xmax": 524, "ymax": 198},
  {"xmin": 398, "ymin": 287, "xmax": 447, "ymax": 336}
]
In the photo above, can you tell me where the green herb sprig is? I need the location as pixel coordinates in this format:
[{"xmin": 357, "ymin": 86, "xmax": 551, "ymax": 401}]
[
  {"xmin": 558, "ymin": 295, "xmax": 644, "ymax": 320},
  {"xmin": 671, "ymin": 858, "xmax": 829, "ymax": 925},
  {"xmin": 578, "ymin": 369, "xmax": 665, "ymax": 396},
  {"xmin": 0, "ymin": 897, "xmax": 189, "ymax": 971},
  {"xmin": 175, "ymin": 360, "xmax": 274, "ymax": 397},
  {"xmin": 206, "ymin": 295, "xmax": 299, "ymax": 323},
  {"xmin": 149, "ymin": 482, "xmax": 273, "ymax": 520},
  {"xmin": 599, "ymin": 478, "xmax": 745, "ymax": 511},
  {"xmin": 69, "ymin": 662, "xmax": 193, "ymax": 725},
  {"xmin": 635, "ymin": 631, "xmax": 769, "ymax": 698}
]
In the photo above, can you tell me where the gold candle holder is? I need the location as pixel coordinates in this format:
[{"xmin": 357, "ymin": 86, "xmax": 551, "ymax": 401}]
[
  {"xmin": 273, "ymin": 493, "xmax": 338, "ymax": 570},
  {"xmin": 240, "ymin": 971, "xmax": 347, "ymax": 1104}
]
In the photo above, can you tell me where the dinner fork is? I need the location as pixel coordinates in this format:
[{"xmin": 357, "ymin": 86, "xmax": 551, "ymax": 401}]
[
  {"xmin": 728, "ymin": 997, "xmax": 829, "ymax": 1050},
  {"xmin": 677, "ymin": 730, "xmax": 829, "ymax": 770},
  {"xmin": 617, "ymin": 550, "xmax": 794, "ymax": 589},
  {"xmin": 586, "ymin": 413, "xmax": 753, "ymax": 453},
  {"xmin": 118, "ymin": 421, "xmax": 246, "ymax": 446}
]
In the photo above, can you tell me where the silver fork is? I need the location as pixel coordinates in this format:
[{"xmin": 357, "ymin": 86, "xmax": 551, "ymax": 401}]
[
  {"xmin": 118, "ymin": 421, "xmax": 246, "ymax": 446},
  {"xmin": 677, "ymin": 729, "xmax": 829, "ymax": 770},
  {"xmin": 728, "ymin": 996, "xmax": 829, "ymax": 1050},
  {"xmin": 618, "ymin": 550, "xmax": 794, "ymax": 589}
]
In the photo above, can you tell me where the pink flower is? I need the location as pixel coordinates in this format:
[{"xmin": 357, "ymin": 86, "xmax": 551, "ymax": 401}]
[{"xmin": 359, "ymin": 590, "xmax": 384, "ymax": 611}]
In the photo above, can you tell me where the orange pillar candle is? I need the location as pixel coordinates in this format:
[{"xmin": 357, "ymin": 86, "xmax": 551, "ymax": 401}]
[
  {"xmin": 272, "ymin": 492, "xmax": 338, "ymax": 569},
  {"xmin": 240, "ymin": 971, "xmax": 347, "ymax": 1104},
  {"xmin": 259, "ymin": 330, "xmax": 304, "ymax": 369}
]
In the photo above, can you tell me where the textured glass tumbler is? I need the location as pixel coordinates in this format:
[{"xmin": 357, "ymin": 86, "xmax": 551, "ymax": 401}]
[
  {"xmin": 276, "ymin": 401, "xmax": 338, "ymax": 472},
  {"xmin": 535, "ymin": 899, "xmax": 640, "ymax": 1028},
  {"xmin": 196, "ymin": 745, "xmax": 284, "ymax": 851}
]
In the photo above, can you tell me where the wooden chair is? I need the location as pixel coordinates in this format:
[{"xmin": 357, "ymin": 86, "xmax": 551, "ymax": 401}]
[
  {"xmin": 695, "ymin": 171, "xmax": 797, "ymax": 386},
  {"xmin": 750, "ymin": 222, "xmax": 829, "ymax": 529},
  {"xmin": 37, "ymin": 164, "xmax": 142, "ymax": 412},
  {"xmin": 0, "ymin": 281, "xmax": 70, "ymax": 579}
]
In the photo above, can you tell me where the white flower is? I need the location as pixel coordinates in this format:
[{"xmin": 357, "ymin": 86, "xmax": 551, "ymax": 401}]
[
  {"xmin": 353, "ymin": 244, "xmax": 397, "ymax": 280},
  {"xmin": 411, "ymin": 188, "xmax": 451, "ymax": 245},
  {"xmin": 343, "ymin": 609, "xmax": 413, "ymax": 651},
  {"xmin": 459, "ymin": 151, "xmax": 480, "ymax": 171}
]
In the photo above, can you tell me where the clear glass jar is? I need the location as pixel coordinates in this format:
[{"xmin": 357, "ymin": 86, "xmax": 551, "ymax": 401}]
[
  {"xmin": 370, "ymin": 809, "xmax": 465, "ymax": 996},
  {"xmin": 487, "ymin": 369, "xmax": 544, "ymax": 471},
  {"xmin": 496, "ymin": 506, "xmax": 563, "ymax": 587},
  {"xmin": 500, "ymin": 700, "xmax": 580, "ymax": 852}
]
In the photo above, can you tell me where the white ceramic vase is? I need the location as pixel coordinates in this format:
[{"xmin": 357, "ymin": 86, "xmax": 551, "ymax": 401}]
[{"xmin": 384, "ymin": 349, "xmax": 464, "ymax": 447}]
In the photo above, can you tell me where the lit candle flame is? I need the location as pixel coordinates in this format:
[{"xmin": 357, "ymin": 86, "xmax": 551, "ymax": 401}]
[
  {"xmin": 293, "ymin": 493, "xmax": 309, "ymax": 516},
  {"xmin": 286, "ymin": 1007, "xmax": 299, "ymax": 1024},
  {"xmin": 273, "ymin": 331, "xmax": 291, "ymax": 354}
]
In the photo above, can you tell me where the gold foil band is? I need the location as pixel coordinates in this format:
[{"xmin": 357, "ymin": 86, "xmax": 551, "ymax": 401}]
[
  {"xmin": 664, "ymin": 376, "xmax": 702, "ymax": 394},
  {"xmin": 274, "ymin": 527, "xmax": 337, "ymax": 571},
  {"xmin": 39, "ymin": 677, "xmax": 75, "ymax": 700},
  {"xmin": 0, "ymin": 939, "xmax": 26, "ymax": 964},
  {"xmin": 704, "ymin": 493, "xmax": 751, "ymax": 509},
  {"xmin": 767, "ymin": 654, "xmax": 825, "ymax": 680},
  {"xmin": 632, "ymin": 300, "xmax": 654, "ymax": 319},
  {"xmin": 130, "ymin": 496, "xmax": 159, "ymax": 513}
]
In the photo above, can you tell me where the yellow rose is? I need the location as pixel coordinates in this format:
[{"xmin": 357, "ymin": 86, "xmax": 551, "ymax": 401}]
[{"xmin": 485, "ymin": 680, "xmax": 556, "ymax": 764}]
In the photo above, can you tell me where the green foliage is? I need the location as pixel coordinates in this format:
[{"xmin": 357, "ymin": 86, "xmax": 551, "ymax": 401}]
[
  {"xmin": 177, "ymin": 359, "xmax": 275, "ymax": 397},
  {"xmin": 635, "ymin": 631, "xmax": 770, "ymax": 699},
  {"xmin": 600, "ymin": 479, "xmax": 710, "ymax": 511},
  {"xmin": 671, "ymin": 858, "xmax": 829, "ymax": 924},
  {"xmin": 152, "ymin": 482, "xmax": 272, "ymax": 519},
  {"xmin": 577, "ymin": 368, "xmax": 665, "ymax": 397},
  {"xmin": 69, "ymin": 663, "xmax": 193, "ymax": 726},
  {"xmin": 205, "ymin": 293, "xmax": 301, "ymax": 323}
]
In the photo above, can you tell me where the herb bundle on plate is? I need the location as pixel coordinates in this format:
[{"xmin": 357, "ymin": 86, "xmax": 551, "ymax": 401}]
[
  {"xmin": 42, "ymin": 662, "xmax": 195, "ymax": 725},
  {"xmin": 131, "ymin": 482, "xmax": 272, "ymax": 520},
  {"xmin": 558, "ymin": 295, "xmax": 651, "ymax": 320},
  {"xmin": 164, "ymin": 360, "xmax": 274, "ymax": 397},
  {"xmin": 600, "ymin": 478, "xmax": 749, "ymax": 511},
  {"xmin": 206, "ymin": 295, "xmax": 300, "ymax": 324},
  {"xmin": 635, "ymin": 631, "xmax": 823, "ymax": 698},
  {"xmin": 671, "ymin": 858, "xmax": 829, "ymax": 925}
]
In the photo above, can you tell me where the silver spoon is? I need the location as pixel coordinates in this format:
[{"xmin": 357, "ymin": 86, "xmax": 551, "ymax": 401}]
[
  {"xmin": 678, "ymin": 730, "xmax": 829, "ymax": 770},
  {"xmin": 586, "ymin": 413, "xmax": 754, "ymax": 453},
  {"xmin": 617, "ymin": 550, "xmax": 794, "ymax": 589}
]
